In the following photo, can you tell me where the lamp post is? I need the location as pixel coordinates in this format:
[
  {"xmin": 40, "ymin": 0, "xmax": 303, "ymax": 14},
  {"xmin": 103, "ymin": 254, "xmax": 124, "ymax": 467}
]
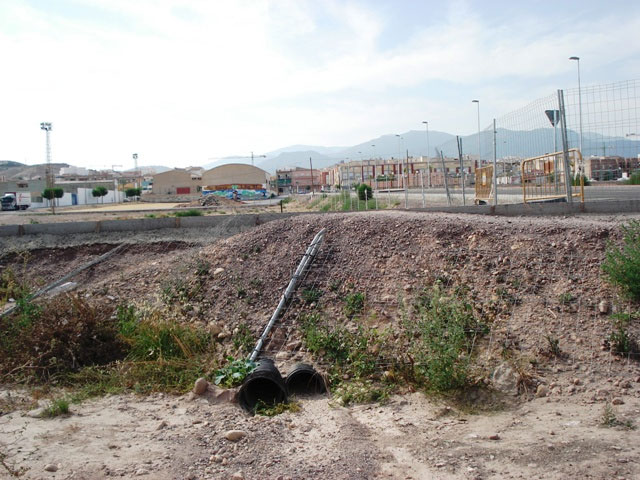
[
  {"xmin": 422, "ymin": 121, "xmax": 431, "ymax": 187},
  {"xmin": 569, "ymin": 56, "xmax": 583, "ymax": 165},
  {"xmin": 472, "ymin": 100, "xmax": 481, "ymax": 162},
  {"xmin": 133, "ymin": 153, "xmax": 139, "ymax": 189},
  {"xmin": 40, "ymin": 122, "xmax": 54, "ymax": 213}
]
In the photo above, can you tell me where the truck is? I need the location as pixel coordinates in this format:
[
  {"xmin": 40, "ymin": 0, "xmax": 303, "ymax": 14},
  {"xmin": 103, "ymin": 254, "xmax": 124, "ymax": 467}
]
[{"xmin": 1, "ymin": 192, "xmax": 31, "ymax": 211}]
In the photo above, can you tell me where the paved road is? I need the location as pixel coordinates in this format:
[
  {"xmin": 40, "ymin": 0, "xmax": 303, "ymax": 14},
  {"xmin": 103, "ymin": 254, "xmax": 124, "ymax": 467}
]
[{"xmin": 372, "ymin": 184, "xmax": 640, "ymax": 207}]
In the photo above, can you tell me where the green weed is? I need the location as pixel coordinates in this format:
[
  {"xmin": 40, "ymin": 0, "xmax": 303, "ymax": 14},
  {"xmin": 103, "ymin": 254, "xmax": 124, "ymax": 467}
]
[
  {"xmin": 601, "ymin": 403, "xmax": 636, "ymax": 429},
  {"xmin": 214, "ymin": 357, "xmax": 257, "ymax": 388},
  {"xmin": 43, "ymin": 397, "xmax": 70, "ymax": 417},
  {"xmin": 174, "ymin": 209, "xmax": 203, "ymax": 217},
  {"xmin": 232, "ymin": 323, "xmax": 255, "ymax": 355},
  {"xmin": 344, "ymin": 292, "xmax": 365, "ymax": 317},
  {"xmin": 301, "ymin": 287, "xmax": 322, "ymax": 304},
  {"xmin": 608, "ymin": 313, "xmax": 639, "ymax": 357},
  {"xmin": 602, "ymin": 220, "xmax": 640, "ymax": 301},
  {"xmin": 254, "ymin": 399, "xmax": 301, "ymax": 416},
  {"xmin": 407, "ymin": 285, "xmax": 487, "ymax": 392}
]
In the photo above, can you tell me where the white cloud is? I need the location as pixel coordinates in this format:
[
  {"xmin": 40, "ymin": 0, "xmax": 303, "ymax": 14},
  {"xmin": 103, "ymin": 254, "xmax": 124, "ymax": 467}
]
[{"xmin": 0, "ymin": 0, "xmax": 639, "ymax": 169}]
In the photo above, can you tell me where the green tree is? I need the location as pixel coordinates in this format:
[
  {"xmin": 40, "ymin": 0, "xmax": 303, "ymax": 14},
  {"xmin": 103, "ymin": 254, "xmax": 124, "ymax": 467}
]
[
  {"xmin": 357, "ymin": 183, "xmax": 373, "ymax": 201},
  {"xmin": 42, "ymin": 188, "xmax": 55, "ymax": 206},
  {"xmin": 53, "ymin": 187, "xmax": 64, "ymax": 206},
  {"xmin": 125, "ymin": 187, "xmax": 142, "ymax": 199},
  {"xmin": 92, "ymin": 186, "xmax": 109, "ymax": 204}
]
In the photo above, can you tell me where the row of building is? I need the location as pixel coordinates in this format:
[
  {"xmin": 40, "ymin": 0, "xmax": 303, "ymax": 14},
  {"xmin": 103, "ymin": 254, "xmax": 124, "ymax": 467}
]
[{"xmin": 2, "ymin": 154, "xmax": 637, "ymax": 209}]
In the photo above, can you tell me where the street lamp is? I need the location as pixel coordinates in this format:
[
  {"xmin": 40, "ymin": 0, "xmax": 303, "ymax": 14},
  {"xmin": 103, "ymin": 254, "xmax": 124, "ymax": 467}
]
[
  {"xmin": 40, "ymin": 122, "xmax": 54, "ymax": 213},
  {"xmin": 569, "ymin": 56, "xmax": 583, "ymax": 158},
  {"xmin": 472, "ymin": 100, "xmax": 481, "ymax": 162},
  {"xmin": 422, "ymin": 121, "xmax": 431, "ymax": 187}
]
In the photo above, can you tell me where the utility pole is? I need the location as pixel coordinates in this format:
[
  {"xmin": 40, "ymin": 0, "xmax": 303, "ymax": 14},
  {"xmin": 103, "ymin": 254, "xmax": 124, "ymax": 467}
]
[
  {"xmin": 309, "ymin": 157, "xmax": 315, "ymax": 196},
  {"xmin": 112, "ymin": 165, "xmax": 122, "ymax": 203},
  {"xmin": 492, "ymin": 119, "xmax": 498, "ymax": 206},
  {"xmin": 404, "ymin": 148, "xmax": 409, "ymax": 209}
]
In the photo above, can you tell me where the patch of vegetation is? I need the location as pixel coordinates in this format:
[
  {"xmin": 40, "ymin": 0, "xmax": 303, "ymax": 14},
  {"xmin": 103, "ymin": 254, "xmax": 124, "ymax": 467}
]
[
  {"xmin": 344, "ymin": 292, "xmax": 365, "ymax": 317},
  {"xmin": 160, "ymin": 277, "xmax": 203, "ymax": 305},
  {"xmin": 232, "ymin": 323, "xmax": 255, "ymax": 356},
  {"xmin": 117, "ymin": 305, "xmax": 211, "ymax": 361},
  {"xmin": 299, "ymin": 313, "xmax": 379, "ymax": 381},
  {"xmin": 544, "ymin": 334, "xmax": 563, "ymax": 357},
  {"xmin": 571, "ymin": 175, "xmax": 590, "ymax": 187},
  {"xmin": 144, "ymin": 213, "xmax": 156, "ymax": 218},
  {"xmin": 602, "ymin": 220, "xmax": 640, "ymax": 301},
  {"xmin": 43, "ymin": 397, "xmax": 70, "ymax": 417},
  {"xmin": 281, "ymin": 197, "xmax": 292, "ymax": 204},
  {"xmin": 601, "ymin": 403, "xmax": 635, "ymax": 429},
  {"xmin": 214, "ymin": 357, "xmax": 257, "ymax": 388},
  {"xmin": 0, "ymin": 257, "xmax": 31, "ymax": 308},
  {"xmin": 558, "ymin": 292, "xmax": 575, "ymax": 305},
  {"xmin": 299, "ymin": 284, "xmax": 490, "ymax": 405},
  {"xmin": 624, "ymin": 171, "xmax": 640, "ymax": 185},
  {"xmin": 356, "ymin": 183, "xmax": 373, "ymax": 201},
  {"xmin": 301, "ymin": 287, "xmax": 322, "ymax": 304},
  {"xmin": 254, "ymin": 399, "xmax": 301, "ymax": 416},
  {"xmin": 1, "ymin": 298, "xmax": 217, "ymax": 400},
  {"xmin": 608, "ymin": 313, "xmax": 639, "ymax": 358},
  {"xmin": 0, "ymin": 295, "xmax": 123, "ymax": 381},
  {"xmin": 175, "ymin": 209, "xmax": 203, "ymax": 217},
  {"xmin": 408, "ymin": 285, "xmax": 487, "ymax": 391},
  {"xmin": 194, "ymin": 258, "xmax": 210, "ymax": 277},
  {"xmin": 332, "ymin": 379, "xmax": 392, "ymax": 406}
]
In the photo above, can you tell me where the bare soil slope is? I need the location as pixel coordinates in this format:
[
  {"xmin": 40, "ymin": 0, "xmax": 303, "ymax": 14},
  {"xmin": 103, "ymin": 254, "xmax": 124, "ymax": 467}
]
[{"xmin": 1, "ymin": 211, "xmax": 640, "ymax": 479}]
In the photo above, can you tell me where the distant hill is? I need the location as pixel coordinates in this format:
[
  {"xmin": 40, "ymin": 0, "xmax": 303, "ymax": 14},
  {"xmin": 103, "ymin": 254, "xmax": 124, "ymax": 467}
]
[
  {"xmin": 336, "ymin": 130, "xmax": 456, "ymax": 160},
  {"xmin": 0, "ymin": 162, "xmax": 69, "ymax": 181},
  {"xmin": 0, "ymin": 160, "xmax": 26, "ymax": 170},
  {"xmin": 256, "ymin": 151, "xmax": 334, "ymax": 173},
  {"xmin": 265, "ymin": 145, "xmax": 346, "ymax": 158}
]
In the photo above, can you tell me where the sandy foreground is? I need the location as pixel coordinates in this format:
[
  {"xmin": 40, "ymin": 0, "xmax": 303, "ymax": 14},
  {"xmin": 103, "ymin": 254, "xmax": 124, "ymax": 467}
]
[{"xmin": 1, "ymin": 385, "xmax": 639, "ymax": 480}]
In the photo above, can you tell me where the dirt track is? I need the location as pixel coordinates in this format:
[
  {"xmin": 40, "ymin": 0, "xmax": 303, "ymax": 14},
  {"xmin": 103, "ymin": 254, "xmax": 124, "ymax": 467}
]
[{"xmin": 1, "ymin": 210, "xmax": 640, "ymax": 479}]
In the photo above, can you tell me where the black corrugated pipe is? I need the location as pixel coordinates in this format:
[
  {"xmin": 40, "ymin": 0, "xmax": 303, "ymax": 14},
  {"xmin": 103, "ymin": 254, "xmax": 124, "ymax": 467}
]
[
  {"xmin": 238, "ymin": 358, "xmax": 287, "ymax": 413},
  {"xmin": 285, "ymin": 363, "xmax": 327, "ymax": 396}
]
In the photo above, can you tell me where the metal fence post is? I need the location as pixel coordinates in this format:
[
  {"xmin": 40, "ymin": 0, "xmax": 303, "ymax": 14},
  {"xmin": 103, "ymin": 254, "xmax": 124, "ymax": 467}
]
[{"xmin": 558, "ymin": 89, "xmax": 573, "ymax": 204}]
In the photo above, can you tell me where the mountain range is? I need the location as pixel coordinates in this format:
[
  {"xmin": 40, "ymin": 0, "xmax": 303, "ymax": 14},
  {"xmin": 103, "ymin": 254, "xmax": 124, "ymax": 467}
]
[
  {"xmin": 3, "ymin": 128, "xmax": 638, "ymax": 180},
  {"xmin": 218, "ymin": 128, "xmax": 638, "ymax": 173}
]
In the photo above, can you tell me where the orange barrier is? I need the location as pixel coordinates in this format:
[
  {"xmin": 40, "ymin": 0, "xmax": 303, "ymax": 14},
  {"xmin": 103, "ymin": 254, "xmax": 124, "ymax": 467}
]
[
  {"xmin": 521, "ymin": 149, "xmax": 584, "ymax": 203},
  {"xmin": 474, "ymin": 165, "xmax": 493, "ymax": 204}
]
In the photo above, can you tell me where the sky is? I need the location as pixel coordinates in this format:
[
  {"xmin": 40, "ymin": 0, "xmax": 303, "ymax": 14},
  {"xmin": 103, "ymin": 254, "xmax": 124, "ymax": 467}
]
[{"xmin": 1, "ymin": 0, "xmax": 639, "ymax": 171}]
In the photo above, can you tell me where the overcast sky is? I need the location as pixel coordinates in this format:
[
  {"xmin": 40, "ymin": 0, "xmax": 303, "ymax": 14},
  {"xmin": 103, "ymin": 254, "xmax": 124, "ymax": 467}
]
[{"xmin": 1, "ymin": 0, "xmax": 639, "ymax": 170}]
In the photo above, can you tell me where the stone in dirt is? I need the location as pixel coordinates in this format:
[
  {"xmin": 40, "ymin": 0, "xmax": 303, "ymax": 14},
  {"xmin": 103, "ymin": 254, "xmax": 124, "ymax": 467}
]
[
  {"xmin": 44, "ymin": 464, "xmax": 58, "ymax": 472},
  {"xmin": 492, "ymin": 363, "xmax": 519, "ymax": 396},
  {"xmin": 536, "ymin": 385, "xmax": 549, "ymax": 398},
  {"xmin": 231, "ymin": 471, "xmax": 245, "ymax": 480},
  {"xmin": 612, "ymin": 397, "xmax": 624, "ymax": 405},
  {"xmin": 193, "ymin": 377, "xmax": 209, "ymax": 395},
  {"xmin": 225, "ymin": 430, "xmax": 246, "ymax": 442}
]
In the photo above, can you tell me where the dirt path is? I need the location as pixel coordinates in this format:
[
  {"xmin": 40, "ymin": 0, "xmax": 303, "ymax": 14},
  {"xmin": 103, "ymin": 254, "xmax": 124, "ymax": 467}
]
[{"xmin": 1, "ymin": 389, "xmax": 639, "ymax": 480}]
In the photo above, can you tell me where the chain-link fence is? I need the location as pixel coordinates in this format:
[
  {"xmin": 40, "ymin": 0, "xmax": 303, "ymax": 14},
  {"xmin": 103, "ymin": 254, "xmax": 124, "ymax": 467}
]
[{"xmin": 335, "ymin": 79, "xmax": 640, "ymax": 208}]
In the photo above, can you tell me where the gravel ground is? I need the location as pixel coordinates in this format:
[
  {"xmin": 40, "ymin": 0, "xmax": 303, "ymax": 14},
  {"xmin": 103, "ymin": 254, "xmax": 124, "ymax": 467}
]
[{"xmin": 1, "ymin": 210, "xmax": 640, "ymax": 479}]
